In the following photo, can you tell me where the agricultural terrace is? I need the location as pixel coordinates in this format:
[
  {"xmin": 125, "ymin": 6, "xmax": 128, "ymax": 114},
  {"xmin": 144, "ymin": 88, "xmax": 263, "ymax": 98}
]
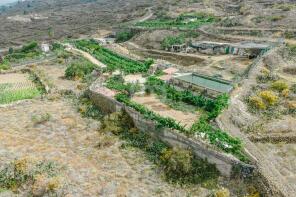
[
  {"xmin": 105, "ymin": 74, "xmax": 247, "ymax": 162},
  {"xmin": 0, "ymin": 73, "xmax": 42, "ymax": 104},
  {"xmin": 0, "ymin": 42, "xmax": 43, "ymax": 71},
  {"xmin": 73, "ymin": 40, "xmax": 153, "ymax": 74},
  {"xmin": 134, "ymin": 13, "xmax": 216, "ymax": 30}
]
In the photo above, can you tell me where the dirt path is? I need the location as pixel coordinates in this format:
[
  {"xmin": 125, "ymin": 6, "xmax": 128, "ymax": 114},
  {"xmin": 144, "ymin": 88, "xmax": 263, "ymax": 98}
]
[
  {"xmin": 65, "ymin": 44, "xmax": 107, "ymax": 68},
  {"xmin": 0, "ymin": 63, "xmax": 211, "ymax": 196}
]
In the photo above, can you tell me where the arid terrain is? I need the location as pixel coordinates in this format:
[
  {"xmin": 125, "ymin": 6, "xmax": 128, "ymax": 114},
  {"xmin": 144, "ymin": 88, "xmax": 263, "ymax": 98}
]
[{"xmin": 0, "ymin": 0, "xmax": 296, "ymax": 197}]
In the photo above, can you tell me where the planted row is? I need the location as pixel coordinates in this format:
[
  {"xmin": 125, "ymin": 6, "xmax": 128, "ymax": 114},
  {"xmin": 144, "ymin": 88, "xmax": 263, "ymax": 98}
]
[
  {"xmin": 73, "ymin": 40, "xmax": 153, "ymax": 74},
  {"xmin": 115, "ymin": 93, "xmax": 186, "ymax": 132}
]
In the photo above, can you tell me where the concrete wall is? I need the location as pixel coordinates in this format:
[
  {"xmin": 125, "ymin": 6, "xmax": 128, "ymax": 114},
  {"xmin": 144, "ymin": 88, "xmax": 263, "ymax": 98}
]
[{"xmin": 89, "ymin": 86, "xmax": 255, "ymax": 177}]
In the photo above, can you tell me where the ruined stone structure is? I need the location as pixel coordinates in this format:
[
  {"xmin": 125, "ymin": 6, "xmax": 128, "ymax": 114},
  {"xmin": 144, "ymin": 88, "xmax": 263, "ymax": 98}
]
[{"xmin": 191, "ymin": 41, "xmax": 270, "ymax": 57}]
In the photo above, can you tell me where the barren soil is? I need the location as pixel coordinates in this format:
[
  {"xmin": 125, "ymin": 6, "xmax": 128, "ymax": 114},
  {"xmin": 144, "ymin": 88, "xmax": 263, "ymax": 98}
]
[{"xmin": 0, "ymin": 63, "xmax": 212, "ymax": 196}]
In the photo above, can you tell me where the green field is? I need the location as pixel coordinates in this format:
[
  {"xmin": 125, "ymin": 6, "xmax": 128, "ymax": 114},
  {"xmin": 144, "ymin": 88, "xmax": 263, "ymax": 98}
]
[
  {"xmin": 73, "ymin": 40, "xmax": 153, "ymax": 74},
  {"xmin": 0, "ymin": 87, "xmax": 41, "ymax": 104}
]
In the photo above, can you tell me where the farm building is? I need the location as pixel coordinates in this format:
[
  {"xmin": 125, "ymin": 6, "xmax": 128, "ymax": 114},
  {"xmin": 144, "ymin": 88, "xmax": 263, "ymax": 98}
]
[
  {"xmin": 41, "ymin": 43, "xmax": 50, "ymax": 53},
  {"xmin": 170, "ymin": 73, "xmax": 233, "ymax": 97},
  {"xmin": 191, "ymin": 41, "xmax": 270, "ymax": 57}
]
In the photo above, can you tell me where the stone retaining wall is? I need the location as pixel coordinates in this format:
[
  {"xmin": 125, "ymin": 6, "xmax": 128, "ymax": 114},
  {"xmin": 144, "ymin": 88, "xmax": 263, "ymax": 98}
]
[{"xmin": 89, "ymin": 85, "xmax": 255, "ymax": 177}]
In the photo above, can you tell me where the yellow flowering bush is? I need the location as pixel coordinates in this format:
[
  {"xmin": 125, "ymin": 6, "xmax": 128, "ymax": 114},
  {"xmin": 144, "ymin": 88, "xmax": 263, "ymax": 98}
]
[
  {"xmin": 249, "ymin": 96, "xmax": 266, "ymax": 110},
  {"xmin": 259, "ymin": 90, "xmax": 278, "ymax": 106}
]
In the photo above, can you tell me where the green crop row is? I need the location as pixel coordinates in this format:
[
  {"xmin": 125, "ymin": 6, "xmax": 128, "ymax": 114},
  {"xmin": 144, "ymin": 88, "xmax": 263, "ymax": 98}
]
[{"xmin": 73, "ymin": 40, "xmax": 153, "ymax": 74}]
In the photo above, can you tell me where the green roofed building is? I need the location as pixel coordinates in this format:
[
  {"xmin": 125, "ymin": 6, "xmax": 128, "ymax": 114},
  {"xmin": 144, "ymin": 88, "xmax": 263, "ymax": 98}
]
[{"xmin": 171, "ymin": 73, "xmax": 233, "ymax": 97}]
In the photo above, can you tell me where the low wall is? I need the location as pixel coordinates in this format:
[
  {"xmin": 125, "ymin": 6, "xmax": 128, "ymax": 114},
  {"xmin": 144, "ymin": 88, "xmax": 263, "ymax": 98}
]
[{"xmin": 89, "ymin": 85, "xmax": 255, "ymax": 177}]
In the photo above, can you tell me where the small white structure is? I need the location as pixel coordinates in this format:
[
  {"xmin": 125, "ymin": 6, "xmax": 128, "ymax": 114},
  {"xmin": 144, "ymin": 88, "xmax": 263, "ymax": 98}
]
[{"xmin": 41, "ymin": 43, "xmax": 50, "ymax": 53}]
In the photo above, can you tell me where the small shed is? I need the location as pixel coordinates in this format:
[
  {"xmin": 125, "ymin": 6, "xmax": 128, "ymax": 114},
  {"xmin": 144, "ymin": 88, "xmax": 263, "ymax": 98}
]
[
  {"xmin": 41, "ymin": 43, "xmax": 50, "ymax": 53},
  {"xmin": 171, "ymin": 73, "xmax": 233, "ymax": 97}
]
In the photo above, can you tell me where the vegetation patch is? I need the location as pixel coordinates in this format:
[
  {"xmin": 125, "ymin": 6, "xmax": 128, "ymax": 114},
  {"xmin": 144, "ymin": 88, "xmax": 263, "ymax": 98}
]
[
  {"xmin": 105, "ymin": 75, "xmax": 141, "ymax": 96},
  {"xmin": 65, "ymin": 58, "xmax": 98, "ymax": 80},
  {"xmin": 0, "ymin": 87, "xmax": 41, "ymax": 105},
  {"xmin": 77, "ymin": 93, "xmax": 103, "ymax": 120},
  {"xmin": 73, "ymin": 39, "xmax": 153, "ymax": 74},
  {"xmin": 0, "ymin": 158, "xmax": 64, "ymax": 195},
  {"xmin": 101, "ymin": 112, "xmax": 219, "ymax": 185},
  {"xmin": 115, "ymin": 29, "xmax": 136, "ymax": 43},
  {"xmin": 135, "ymin": 12, "xmax": 216, "ymax": 30},
  {"xmin": 161, "ymin": 35, "xmax": 185, "ymax": 50},
  {"xmin": 4, "ymin": 41, "xmax": 42, "ymax": 63}
]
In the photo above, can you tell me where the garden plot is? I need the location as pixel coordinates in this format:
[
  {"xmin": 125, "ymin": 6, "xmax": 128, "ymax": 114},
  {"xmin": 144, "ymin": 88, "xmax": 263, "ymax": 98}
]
[
  {"xmin": 132, "ymin": 94, "xmax": 199, "ymax": 128},
  {"xmin": 0, "ymin": 73, "xmax": 41, "ymax": 104}
]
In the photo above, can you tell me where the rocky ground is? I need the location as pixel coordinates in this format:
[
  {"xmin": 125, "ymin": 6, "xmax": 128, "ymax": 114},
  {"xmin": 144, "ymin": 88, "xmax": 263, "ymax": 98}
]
[{"xmin": 0, "ymin": 62, "xmax": 216, "ymax": 196}]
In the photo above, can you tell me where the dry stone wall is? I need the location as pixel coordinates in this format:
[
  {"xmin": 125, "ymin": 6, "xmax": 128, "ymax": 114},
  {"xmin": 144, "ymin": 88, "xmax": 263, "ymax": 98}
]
[{"xmin": 89, "ymin": 85, "xmax": 255, "ymax": 177}]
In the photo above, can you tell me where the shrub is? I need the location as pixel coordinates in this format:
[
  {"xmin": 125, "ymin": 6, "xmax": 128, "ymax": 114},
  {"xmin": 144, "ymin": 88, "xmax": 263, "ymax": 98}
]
[
  {"xmin": 259, "ymin": 90, "xmax": 278, "ymax": 106},
  {"xmin": 78, "ymin": 95, "xmax": 103, "ymax": 120},
  {"xmin": 161, "ymin": 35, "xmax": 185, "ymax": 50},
  {"xmin": 0, "ymin": 61, "xmax": 11, "ymax": 71},
  {"xmin": 65, "ymin": 60, "xmax": 97, "ymax": 80},
  {"xmin": 161, "ymin": 148, "xmax": 193, "ymax": 176},
  {"xmin": 249, "ymin": 96, "xmax": 266, "ymax": 110},
  {"xmin": 160, "ymin": 148, "xmax": 219, "ymax": 184},
  {"xmin": 271, "ymin": 80, "xmax": 289, "ymax": 91},
  {"xmin": 20, "ymin": 41, "xmax": 38, "ymax": 53},
  {"xmin": 281, "ymin": 89, "xmax": 290, "ymax": 97},
  {"xmin": 31, "ymin": 113, "xmax": 51, "ymax": 125},
  {"xmin": 214, "ymin": 188, "xmax": 230, "ymax": 197},
  {"xmin": 0, "ymin": 158, "xmax": 61, "ymax": 192},
  {"xmin": 115, "ymin": 30, "xmax": 135, "ymax": 43}
]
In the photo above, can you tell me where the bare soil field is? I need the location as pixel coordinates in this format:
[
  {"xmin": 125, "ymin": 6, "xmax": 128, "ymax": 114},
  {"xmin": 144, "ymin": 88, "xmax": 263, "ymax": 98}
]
[{"xmin": 0, "ymin": 0, "xmax": 153, "ymax": 47}]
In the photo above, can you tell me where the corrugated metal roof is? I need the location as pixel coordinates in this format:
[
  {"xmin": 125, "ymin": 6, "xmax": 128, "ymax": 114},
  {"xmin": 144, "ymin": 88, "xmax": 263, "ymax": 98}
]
[{"xmin": 176, "ymin": 73, "xmax": 233, "ymax": 93}]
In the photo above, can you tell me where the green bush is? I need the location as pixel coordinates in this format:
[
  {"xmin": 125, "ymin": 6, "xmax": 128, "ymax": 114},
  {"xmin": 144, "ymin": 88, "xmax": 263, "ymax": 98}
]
[
  {"xmin": 65, "ymin": 59, "xmax": 97, "ymax": 80},
  {"xmin": 160, "ymin": 148, "xmax": 219, "ymax": 184},
  {"xmin": 20, "ymin": 41, "xmax": 38, "ymax": 53},
  {"xmin": 161, "ymin": 35, "xmax": 185, "ymax": 50},
  {"xmin": 271, "ymin": 80, "xmax": 289, "ymax": 91},
  {"xmin": 115, "ymin": 30, "xmax": 135, "ymax": 43}
]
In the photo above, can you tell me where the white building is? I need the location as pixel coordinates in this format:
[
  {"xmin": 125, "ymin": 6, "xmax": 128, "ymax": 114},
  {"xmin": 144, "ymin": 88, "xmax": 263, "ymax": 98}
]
[{"xmin": 41, "ymin": 43, "xmax": 50, "ymax": 53}]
